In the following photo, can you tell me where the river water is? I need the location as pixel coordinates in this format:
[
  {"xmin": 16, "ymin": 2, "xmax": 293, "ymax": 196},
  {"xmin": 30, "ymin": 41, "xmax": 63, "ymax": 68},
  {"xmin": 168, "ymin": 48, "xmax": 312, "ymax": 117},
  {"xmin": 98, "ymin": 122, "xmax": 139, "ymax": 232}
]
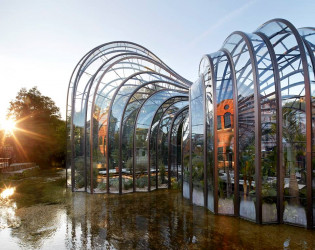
[{"xmin": 0, "ymin": 169, "xmax": 314, "ymax": 249}]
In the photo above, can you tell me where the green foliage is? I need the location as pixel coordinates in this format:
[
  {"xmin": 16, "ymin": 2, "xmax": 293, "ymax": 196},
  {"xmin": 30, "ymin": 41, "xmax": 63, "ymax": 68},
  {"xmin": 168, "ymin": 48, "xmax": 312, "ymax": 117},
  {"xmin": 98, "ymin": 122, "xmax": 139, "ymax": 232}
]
[
  {"xmin": 123, "ymin": 178, "xmax": 133, "ymax": 190},
  {"xmin": 159, "ymin": 160, "xmax": 166, "ymax": 184},
  {"xmin": 74, "ymin": 158, "xmax": 98, "ymax": 189},
  {"xmin": 98, "ymin": 182, "xmax": 107, "ymax": 190},
  {"xmin": 7, "ymin": 87, "xmax": 66, "ymax": 167},
  {"xmin": 150, "ymin": 175, "xmax": 156, "ymax": 187},
  {"xmin": 191, "ymin": 156, "xmax": 204, "ymax": 188},
  {"xmin": 75, "ymin": 176, "xmax": 85, "ymax": 189},
  {"xmin": 171, "ymin": 177, "xmax": 180, "ymax": 189},
  {"xmin": 109, "ymin": 178, "xmax": 119, "ymax": 189},
  {"xmin": 126, "ymin": 157, "xmax": 133, "ymax": 173},
  {"xmin": 2, "ymin": 167, "xmax": 40, "ymax": 180},
  {"xmin": 262, "ymin": 182, "xmax": 277, "ymax": 204},
  {"xmin": 137, "ymin": 162, "xmax": 147, "ymax": 174},
  {"xmin": 136, "ymin": 177, "xmax": 147, "ymax": 188},
  {"xmin": 239, "ymin": 143, "xmax": 255, "ymax": 193}
]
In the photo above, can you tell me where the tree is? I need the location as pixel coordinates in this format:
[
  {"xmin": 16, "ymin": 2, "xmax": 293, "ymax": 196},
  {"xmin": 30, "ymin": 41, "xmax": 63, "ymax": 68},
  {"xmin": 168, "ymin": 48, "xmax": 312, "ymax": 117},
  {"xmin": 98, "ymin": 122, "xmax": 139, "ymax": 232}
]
[
  {"xmin": 282, "ymin": 104, "xmax": 306, "ymax": 205},
  {"xmin": 7, "ymin": 87, "xmax": 66, "ymax": 167}
]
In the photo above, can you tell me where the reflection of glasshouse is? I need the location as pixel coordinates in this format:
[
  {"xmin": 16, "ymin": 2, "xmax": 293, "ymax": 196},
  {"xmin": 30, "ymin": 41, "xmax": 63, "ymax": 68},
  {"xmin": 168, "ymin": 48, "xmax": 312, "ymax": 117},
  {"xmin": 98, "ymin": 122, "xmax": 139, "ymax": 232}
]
[
  {"xmin": 217, "ymin": 99, "xmax": 234, "ymax": 169},
  {"xmin": 67, "ymin": 19, "xmax": 315, "ymax": 229}
]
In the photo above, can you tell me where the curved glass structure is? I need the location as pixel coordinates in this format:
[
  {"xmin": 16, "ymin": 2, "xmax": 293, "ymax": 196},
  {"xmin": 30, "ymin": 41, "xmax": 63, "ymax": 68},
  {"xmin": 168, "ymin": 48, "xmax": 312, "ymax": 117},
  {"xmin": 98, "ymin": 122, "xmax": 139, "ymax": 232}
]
[{"xmin": 67, "ymin": 20, "xmax": 315, "ymax": 229}]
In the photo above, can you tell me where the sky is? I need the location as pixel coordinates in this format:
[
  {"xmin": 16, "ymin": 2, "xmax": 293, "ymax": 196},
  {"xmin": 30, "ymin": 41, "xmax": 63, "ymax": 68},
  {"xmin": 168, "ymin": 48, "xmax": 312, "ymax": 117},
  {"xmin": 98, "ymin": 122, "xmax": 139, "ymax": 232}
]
[{"xmin": 0, "ymin": 0, "xmax": 314, "ymax": 121}]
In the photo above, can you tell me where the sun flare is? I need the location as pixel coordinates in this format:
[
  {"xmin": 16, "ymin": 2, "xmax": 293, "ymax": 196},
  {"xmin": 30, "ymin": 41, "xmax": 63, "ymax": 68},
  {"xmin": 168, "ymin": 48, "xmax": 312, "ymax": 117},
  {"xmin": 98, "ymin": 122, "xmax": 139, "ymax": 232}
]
[
  {"xmin": 0, "ymin": 118, "xmax": 16, "ymax": 135},
  {"xmin": 0, "ymin": 187, "xmax": 16, "ymax": 199}
]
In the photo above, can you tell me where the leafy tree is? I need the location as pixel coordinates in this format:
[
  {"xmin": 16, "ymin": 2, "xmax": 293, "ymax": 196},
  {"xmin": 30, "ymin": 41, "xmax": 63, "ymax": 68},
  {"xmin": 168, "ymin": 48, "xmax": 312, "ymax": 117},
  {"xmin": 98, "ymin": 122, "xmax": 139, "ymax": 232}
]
[
  {"xmin": 282, "ymin": 104, "xmax": 306, "ymax": 205},
  {"xmin": 7, "ymin": 87, "xmax": 66, "ymax": 167}
]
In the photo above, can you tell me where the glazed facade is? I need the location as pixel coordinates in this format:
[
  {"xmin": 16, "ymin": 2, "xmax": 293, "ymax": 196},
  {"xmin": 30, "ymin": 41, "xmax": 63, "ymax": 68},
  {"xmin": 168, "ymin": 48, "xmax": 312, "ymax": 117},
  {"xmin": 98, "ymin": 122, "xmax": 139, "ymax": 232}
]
[{"xmin": 67, "ymin": 19, "xmax": 315, "ymax": 228}]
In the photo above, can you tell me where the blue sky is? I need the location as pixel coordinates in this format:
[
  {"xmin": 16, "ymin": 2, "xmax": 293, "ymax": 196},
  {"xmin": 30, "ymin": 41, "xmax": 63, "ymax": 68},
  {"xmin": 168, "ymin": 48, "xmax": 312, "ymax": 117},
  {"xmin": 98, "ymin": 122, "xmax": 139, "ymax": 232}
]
[{"xmin": 0, "ymin": 0, "xmax": 314, "ymax": 120}]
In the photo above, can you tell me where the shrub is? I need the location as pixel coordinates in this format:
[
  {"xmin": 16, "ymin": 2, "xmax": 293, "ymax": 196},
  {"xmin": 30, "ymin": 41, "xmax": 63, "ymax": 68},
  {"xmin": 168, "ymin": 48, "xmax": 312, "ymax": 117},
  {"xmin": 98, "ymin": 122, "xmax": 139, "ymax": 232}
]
[
  {"xmin": 136, "ymin": 177, "xmax": 147, "ymax": 188},
  {"xmin": 109, "ymin": 178, "xmax": 119, "ymax": 190},
  {"xmin": 123, "ymin": 178, "xmax": 133, "ymax": 190},
  {"xmin": 98, "ymin": 182, "xmax": 107, "ymax": 190}
]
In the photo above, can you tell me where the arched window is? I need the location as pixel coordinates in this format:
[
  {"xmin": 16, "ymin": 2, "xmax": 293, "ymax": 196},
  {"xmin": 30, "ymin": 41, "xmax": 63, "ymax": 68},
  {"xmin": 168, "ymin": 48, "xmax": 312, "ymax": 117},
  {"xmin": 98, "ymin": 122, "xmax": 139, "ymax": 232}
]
[
  {"xmin": 217, "ymin": 116, "xmax": 222, "ymax": 130},
  {"xmin": 224, "ymin": 112, "xmax": 231, "ymax": 128}
]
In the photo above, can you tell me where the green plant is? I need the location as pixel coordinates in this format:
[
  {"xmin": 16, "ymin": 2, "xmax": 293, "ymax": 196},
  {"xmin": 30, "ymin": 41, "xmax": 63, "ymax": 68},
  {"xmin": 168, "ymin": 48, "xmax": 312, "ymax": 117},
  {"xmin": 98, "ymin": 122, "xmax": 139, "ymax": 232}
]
[
  {"xmin": 171, "ymin": 177, "xmax": 180, "ymax": 189},
  {"xmin": 123, "ymin": 178, "xmax": 133, "ymax": 190},
  {"xmin": 159, "ymin": 160, "xmax": 166, "ymax": 184},
  {"xmin": 109, "ymin": 178, "xmax": 119, "ymax": 189},
  {"xmin": 98, "ymin": 182, "xmax": 107, "ymax": 190},
  {"xmin": 192, "ymin": 156, "xmax": 204, "ymax": 188},
  {"xmin": 136, "ymin": 177, "xmax": 147, "ymax": 188},
  {"xmin": 136, "ymin": 162, "xmax": 147, "ymax": 174},
  {"xmin": 150, "ymin": 175, "xmax": 156, "ymax": 187},
  {"xmin": 126, "ymin": 158, "xmax": 133, "ymax": 173},
  {"xmin": 75, "ymin": 177, "xmax": 85, "ymax": 189}
]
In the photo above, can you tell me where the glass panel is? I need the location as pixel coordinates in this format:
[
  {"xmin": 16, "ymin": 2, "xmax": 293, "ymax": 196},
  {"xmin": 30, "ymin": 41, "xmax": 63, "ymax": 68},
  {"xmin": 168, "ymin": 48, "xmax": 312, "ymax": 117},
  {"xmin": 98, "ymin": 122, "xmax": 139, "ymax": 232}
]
[
  {"xmin": 90, "ymin": 58, "xmax": 187, "ymax": 194},
  {"xmin": 182, "ymin": 117, "xmax": 190, "ymax": 199},
  {"xmin": 200, "ymin": 56, "xmax": 215, "ymax": 212},
  {"xmin": 298, "ymin": 27, "xmax": 315, "ymax": 227},
  {"xmin": 71, "ymin": 42, "xmax": 164, "ymax": 192},
  {"xmin": 248, "ymin": 33, "xmax": 278, "ymax": 223},
  {"xmin": 170, "ymin": 110, "xmax": 188, "ymax": 189},
  {"xmin": 107, "ymin": 73, "xmax": 184, "ymax": 193},
  {"xmin": 212, "ymin": 51, "xmax": 235, "ymax": 215},
  {"xmin": 120, "ymin": 83, "xmax": 177, "ymax": 193},
  {"xmin": 135, "ymin": 90, "xmax": 188, "ymax": 192},
  {"xmin": 66, "ymin": 84, "xmax": 73, "ymax": 188},
  {"xmin": 190, "ymin": 77, "xmax": 205, "ymax": 206},
  {"xmin": 156, "ymin": 101, "xmax": 188, "ymax": 189},
  {"xmin": 150, "ymin": 97, "xmax": 188, "ymax": 190},
  {"xmin": 257, "ymin": 21, "xmax": 308, "ymax": 226},
  {"xmin": 223, "ymin": 34, "xmax": 256, "ymax": 221}
]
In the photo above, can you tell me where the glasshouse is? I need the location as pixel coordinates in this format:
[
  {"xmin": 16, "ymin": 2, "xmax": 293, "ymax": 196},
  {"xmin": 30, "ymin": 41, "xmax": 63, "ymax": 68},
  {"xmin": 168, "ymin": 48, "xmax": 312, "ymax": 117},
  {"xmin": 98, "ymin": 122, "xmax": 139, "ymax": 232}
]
[{"xmin": 67, "ymin": 19, "xmax": 315, "ymax": 228}]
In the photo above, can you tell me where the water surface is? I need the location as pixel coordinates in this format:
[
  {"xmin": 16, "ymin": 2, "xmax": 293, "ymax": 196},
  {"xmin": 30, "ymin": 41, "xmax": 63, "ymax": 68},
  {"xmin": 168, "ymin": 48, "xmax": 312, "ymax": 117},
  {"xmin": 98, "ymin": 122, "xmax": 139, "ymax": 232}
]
[{"xmin": 0, "ymin": 169, "xmax": 314, "ymax": 249}]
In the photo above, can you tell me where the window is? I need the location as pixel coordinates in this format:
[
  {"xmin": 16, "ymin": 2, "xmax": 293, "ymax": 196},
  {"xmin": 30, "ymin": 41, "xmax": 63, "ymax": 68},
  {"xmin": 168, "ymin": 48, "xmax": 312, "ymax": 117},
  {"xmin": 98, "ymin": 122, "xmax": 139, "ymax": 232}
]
[
  {"xmin": 224, "ymin": 112, "xmax": 231, "ymax": 128},
  {"xmin": 99, "ymin": 136, "xmax": 103, "ymax": 145},
  {"xmin": 218, "ymin": 147, "xmax": 224, "ymax": 161},
  {"xmin": 217, "ymin": 116, "xmax": 222, "ymax": 130}
]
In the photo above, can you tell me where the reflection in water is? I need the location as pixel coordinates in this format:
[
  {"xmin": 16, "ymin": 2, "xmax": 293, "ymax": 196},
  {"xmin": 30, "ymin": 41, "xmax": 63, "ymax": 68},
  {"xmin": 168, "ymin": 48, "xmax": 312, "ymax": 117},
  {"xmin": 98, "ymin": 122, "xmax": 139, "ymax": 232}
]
[
  {"xmin": 0, "ymin": 169, "xmax": 314, "ymax": 249},
  {"xmin": 0, "ymin": 200, "xmax": 20, "ymax": 229},
  {"xmin": 0, "ymin": 186, "xmax": 20, "ymax": 229},
  {"xmin": 0, "ymin": 187, "xmax": 15, "ymax": 199}
]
